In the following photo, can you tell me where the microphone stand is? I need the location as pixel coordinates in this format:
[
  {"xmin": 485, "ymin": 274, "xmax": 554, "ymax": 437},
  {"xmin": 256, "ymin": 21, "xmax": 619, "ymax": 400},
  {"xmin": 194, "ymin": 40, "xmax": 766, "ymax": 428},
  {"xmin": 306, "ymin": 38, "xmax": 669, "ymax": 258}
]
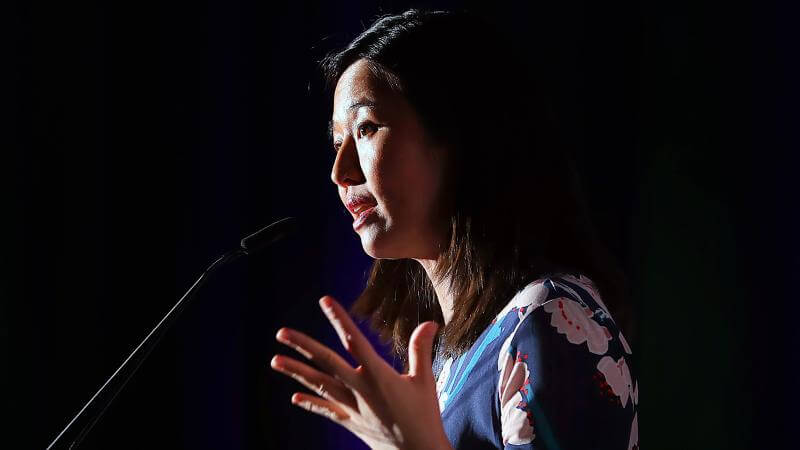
[{"xmin": 46, "ymin": 217, "xmax": 297, "ymax": 449}]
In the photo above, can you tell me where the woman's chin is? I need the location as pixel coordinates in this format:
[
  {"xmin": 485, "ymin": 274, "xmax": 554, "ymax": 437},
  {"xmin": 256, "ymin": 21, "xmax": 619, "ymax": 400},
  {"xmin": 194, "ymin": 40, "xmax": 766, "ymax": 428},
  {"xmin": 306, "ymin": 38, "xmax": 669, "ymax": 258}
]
[
  {"xmin": 359, "ymin": 231, "xmax": 384, "ymax": 259},
  {"xmin": 358, "ymin": 227, "xmax": 399, "ymax": 259}
]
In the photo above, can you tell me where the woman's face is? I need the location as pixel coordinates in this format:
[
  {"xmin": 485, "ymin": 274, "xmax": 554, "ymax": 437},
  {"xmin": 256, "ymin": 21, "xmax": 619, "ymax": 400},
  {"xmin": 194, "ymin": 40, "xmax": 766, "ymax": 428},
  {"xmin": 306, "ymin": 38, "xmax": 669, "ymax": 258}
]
[{"xmin": 330, "ymin": 59, "xmax": 448, "ymax": 260}]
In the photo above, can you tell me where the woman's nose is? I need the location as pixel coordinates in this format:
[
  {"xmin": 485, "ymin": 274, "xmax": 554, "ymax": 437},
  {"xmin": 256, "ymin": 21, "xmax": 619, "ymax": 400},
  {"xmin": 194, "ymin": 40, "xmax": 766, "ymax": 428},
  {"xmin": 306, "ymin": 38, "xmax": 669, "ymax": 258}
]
[{"xmin": 330, "ymin": 137, "xmax": 364, "ymax": 187}]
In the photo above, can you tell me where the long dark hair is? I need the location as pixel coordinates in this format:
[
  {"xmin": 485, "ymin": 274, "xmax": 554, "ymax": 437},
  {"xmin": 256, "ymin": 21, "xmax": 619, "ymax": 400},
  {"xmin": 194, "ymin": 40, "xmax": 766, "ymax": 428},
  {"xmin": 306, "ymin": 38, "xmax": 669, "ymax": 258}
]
[{"xmin": 318, "ymin": 8, "xmax": 633, "ymax": 371}]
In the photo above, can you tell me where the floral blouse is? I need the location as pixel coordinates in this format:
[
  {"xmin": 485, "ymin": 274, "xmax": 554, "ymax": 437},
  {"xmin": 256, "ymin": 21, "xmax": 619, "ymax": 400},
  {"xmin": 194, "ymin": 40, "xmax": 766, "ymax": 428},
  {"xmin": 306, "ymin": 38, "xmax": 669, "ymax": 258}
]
[{"xmin": 432, "ymin": 273, "xmax": 639, "ymax": 449}]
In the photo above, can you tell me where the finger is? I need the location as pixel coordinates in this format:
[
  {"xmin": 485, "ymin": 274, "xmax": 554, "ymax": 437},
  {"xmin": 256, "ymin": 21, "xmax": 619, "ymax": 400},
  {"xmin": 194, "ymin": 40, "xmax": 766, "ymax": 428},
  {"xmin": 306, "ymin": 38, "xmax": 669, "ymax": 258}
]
[
  {"xmin": 291, "ymin": 392, "xmax": 350, "ymax": 423},
  {"xmin": 408, "ymin": 321, "xmax": 439, "ymax": 381},
  {"xmin": 319, "ymin": 296, "xmax": 393, "ymax": 376},
  {"xmin": 270, "ymin": 354, "xmax": 358, "ymax": 411},
  {"xmin": 275, "ymin": 327, "xmax": 362, "ymax": 391}
]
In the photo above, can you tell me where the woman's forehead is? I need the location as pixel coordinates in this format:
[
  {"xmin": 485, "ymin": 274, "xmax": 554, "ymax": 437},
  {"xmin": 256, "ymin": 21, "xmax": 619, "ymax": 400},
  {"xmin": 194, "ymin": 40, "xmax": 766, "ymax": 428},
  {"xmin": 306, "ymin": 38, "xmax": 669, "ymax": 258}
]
[
  {"xmin": 336, "ymin": 58, "xmax": 377, "ymax": 86},
  {"xmin": 334, "ymin": 62, "xmax": 387, "ymax": 106}
]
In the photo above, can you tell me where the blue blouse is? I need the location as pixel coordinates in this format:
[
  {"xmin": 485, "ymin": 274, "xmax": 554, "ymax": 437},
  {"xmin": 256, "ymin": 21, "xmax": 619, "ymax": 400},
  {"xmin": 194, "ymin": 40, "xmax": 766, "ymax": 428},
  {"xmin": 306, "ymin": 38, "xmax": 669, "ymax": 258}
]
[{"xmin": 432, "ymin": 273, "xmax": 639, "ymax": 449}]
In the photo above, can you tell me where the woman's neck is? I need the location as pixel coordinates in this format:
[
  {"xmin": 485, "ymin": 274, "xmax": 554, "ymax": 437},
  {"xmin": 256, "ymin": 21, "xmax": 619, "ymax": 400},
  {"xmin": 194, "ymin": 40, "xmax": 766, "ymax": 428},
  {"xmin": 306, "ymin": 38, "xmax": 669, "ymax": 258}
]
[{"xmin": 414, "ymin": 257, "xmax": 453, "ymax": 326}]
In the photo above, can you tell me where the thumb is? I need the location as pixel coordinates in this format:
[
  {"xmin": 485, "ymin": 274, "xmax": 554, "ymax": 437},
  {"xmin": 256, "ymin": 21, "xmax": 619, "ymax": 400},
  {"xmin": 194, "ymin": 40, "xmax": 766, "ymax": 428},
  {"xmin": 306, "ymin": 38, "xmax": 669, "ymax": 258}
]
[{"xmin": 407, "ymin": 321, "xmax": 439, "ymax": 380}]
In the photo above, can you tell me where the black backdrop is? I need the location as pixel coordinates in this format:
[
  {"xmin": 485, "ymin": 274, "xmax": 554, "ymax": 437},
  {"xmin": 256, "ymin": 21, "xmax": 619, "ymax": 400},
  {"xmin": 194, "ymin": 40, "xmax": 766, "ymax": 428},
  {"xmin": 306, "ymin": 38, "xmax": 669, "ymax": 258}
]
[{"xmin": 7, "ymin": 0, "xmax": 798, "ymax": 448}]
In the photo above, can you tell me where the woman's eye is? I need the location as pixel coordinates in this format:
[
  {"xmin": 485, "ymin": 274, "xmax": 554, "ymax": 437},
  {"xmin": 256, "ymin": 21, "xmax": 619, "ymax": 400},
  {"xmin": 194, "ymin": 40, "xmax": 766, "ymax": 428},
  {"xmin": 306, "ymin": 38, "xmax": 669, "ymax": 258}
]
[
  {"xmin": 357, "ymin": 122, "xmax": 378, "ymax": 138},
  {"xmin": 331, "ymin": 123, "xmax": 377, "ymax": 153}
]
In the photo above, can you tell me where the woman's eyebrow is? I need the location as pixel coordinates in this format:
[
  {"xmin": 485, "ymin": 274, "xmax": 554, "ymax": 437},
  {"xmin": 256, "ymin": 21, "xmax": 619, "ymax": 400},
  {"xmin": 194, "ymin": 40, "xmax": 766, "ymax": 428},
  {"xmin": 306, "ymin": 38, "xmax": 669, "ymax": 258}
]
[
  {"xmin": 328, "ymin": 99, "xmax": 379, "ymax": 141},
  {"xmin": 347, "ymin": 99, "xmax": 377, "ymax": 112}
]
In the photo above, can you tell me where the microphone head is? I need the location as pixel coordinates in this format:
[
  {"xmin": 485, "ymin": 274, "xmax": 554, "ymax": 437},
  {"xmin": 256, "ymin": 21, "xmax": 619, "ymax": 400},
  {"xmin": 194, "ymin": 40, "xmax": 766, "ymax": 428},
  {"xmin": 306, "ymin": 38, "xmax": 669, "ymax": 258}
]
[{"xmin": 240, "ymin": 216, "xmax": 299, "ymax": 255}]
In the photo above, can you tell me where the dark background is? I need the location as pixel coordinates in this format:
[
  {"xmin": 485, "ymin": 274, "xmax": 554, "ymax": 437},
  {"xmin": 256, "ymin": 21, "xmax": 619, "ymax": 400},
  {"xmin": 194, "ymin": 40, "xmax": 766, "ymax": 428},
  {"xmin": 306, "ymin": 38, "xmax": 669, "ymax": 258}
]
[{"xmin": 6, "ymin": 0, "xmax": 798, "ymax": 448}]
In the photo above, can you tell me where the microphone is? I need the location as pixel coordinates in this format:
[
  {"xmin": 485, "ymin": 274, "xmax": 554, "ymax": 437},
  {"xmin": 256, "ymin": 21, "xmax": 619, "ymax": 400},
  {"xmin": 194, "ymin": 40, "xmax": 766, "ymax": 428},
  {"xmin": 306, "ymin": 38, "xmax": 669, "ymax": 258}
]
[
  {"xmin": 46, "ymin": 216, "xmax": 299, "ymax": 449},
  {"xmin": 240, "ymin": 216, "xmax": 298, "ymax": 255}
]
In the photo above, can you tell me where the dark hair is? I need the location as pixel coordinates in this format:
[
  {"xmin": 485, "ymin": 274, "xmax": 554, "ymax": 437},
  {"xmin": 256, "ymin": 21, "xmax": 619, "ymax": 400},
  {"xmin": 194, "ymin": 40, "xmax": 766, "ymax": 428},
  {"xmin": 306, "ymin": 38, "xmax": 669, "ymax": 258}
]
[{"xmin": 318, "ymin": 8, "xmax": 633, "ymax": 371}]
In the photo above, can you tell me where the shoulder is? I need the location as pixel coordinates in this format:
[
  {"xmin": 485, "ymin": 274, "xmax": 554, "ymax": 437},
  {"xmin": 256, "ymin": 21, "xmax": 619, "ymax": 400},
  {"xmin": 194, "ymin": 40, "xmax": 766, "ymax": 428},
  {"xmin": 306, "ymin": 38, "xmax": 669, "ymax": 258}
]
[
  {"xmin": 495, "ymin": 273, "xmax": 640, "ymax": 449},
  {"xmin": 507, "ymin": 273, "xmax": 629, "ymax": 355}
]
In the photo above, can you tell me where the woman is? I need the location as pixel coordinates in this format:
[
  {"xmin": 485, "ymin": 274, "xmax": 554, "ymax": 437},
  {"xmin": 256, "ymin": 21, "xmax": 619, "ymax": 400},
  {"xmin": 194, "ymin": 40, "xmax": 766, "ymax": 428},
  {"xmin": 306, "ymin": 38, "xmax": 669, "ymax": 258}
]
[{"xmin": 270, "ymin": 8, "xmax": 639, "ymax": 450}]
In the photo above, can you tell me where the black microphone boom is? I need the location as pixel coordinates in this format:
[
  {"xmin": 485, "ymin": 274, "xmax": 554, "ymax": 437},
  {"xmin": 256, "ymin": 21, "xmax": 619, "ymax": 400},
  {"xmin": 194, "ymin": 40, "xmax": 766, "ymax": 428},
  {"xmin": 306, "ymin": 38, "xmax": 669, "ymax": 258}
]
[
  {"xmin": 47, "ymin": 216, "xmax": 299, "ymax": 449},
  {"xmin": 240, "ymin": 216, "xmax": 298, "ymax": 255}
]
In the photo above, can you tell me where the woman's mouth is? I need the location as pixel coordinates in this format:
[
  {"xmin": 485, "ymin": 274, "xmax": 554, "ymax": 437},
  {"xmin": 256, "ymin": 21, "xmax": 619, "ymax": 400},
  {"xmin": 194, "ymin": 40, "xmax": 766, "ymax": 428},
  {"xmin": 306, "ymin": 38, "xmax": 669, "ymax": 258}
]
[{"xmin": 352, "ymin": 205, "xmax": 377, "ymax": 230}]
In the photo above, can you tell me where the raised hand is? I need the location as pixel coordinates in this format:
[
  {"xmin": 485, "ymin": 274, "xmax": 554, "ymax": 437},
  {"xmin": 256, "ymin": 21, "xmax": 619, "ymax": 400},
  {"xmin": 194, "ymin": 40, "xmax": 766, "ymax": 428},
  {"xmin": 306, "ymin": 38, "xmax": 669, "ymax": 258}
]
[{"xmin": 270, "ymin": 295, "xmax": 453, "ymax": 450}]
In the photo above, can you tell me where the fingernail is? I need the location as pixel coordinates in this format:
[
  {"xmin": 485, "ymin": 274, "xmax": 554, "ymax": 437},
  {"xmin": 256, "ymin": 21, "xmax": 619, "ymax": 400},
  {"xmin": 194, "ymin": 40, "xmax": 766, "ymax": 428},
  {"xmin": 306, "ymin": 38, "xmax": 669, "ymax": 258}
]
[
  {"xmin": 320, "ymin": 303, "xmax": 334, "ymax": 317},
  {"xmin": 319, "ymin": 296, "xmax": 333, "ymax": 309},
  {"xmin": 276, "ymin": 328, "xmax": 290, "ymax": 342}
]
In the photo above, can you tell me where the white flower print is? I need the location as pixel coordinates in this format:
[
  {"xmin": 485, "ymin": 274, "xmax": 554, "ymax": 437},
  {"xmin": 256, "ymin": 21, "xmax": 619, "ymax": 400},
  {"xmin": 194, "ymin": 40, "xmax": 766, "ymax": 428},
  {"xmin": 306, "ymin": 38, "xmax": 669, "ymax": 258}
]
[
  {"xmin": 436, "ymin": 356, "xmax": 453, "ymax": 413},
  {"xmin": 542, "ymin": 297, "xmax": 613, "ymax": 355},
  {"xmin": 497, "ymin": 348, "xmax": 535, "ymax": 445},
  {"xmin": 628, "ymin": 412, "xmax": 639, "ymax": 450},
  {"xmin": 497, "ymin": 329, "xmax": 516, "ymax": 373},
  {"xmin": 597, "ymin": 355, "xmax": 634, "ymax": 408},
  {"xmin": 492, "ymin": 278, "xmax": 549, "ymax": 324}
]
